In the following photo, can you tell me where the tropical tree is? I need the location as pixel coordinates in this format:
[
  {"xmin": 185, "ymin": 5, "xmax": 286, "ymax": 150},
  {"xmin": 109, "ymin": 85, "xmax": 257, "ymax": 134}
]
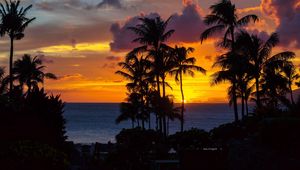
[
  {"xmin": 0, "ymin": 0, "xmax": 35, "ymax": 94},
  {"xmin": 116, "ymin": 52, "xmax": 152, "ymax": 129},
  {"xmin": 128, "ymin": 16, "xmax": 175, "ymax": 135},
  {"xmin": 0, "ymin": 67, "xmax": 8, "ymax": 95},
  {"xmin": 283, "ymin": 65, "xmax": 299, "ymax": 105},
  {"xmin": 13, "ymin": 54, "xmax": 57, "ymax": 94},
  {"xmin": 117, "ymin": 95, "xmax": 139, "ymax": 128},
  {"xmin": 235, "ymin": 31, "xmax": 295, "ymax": 108},
  {"xmin": 211, "ymin": 51, "xmax": 243, "ymax": 121},
  {"xmin": 200, "ymin": 0, "xmax": 258, "ymax": 121},
  {"xmin": 170, "ymin": 46, "xmax": 206, "ymax": 131}
]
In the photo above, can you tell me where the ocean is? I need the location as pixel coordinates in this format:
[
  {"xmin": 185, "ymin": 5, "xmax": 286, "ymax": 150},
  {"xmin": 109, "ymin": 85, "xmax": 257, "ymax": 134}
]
[{"xmin": 64, "ymin": 103, "xmax": 239, "ymax": 144}]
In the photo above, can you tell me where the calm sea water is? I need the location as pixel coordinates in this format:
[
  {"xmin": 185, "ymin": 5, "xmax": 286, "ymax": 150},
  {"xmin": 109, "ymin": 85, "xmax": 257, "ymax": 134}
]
[{"xmin": 64, "ymin": 103, "xmax": 240, "ymax": 144}]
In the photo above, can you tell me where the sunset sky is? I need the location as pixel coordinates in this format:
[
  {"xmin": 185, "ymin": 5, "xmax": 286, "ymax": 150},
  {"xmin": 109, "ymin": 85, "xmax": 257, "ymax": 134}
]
[{"xmin": 0, "ymin": 0, "xmax": 299, "ymax": 103}]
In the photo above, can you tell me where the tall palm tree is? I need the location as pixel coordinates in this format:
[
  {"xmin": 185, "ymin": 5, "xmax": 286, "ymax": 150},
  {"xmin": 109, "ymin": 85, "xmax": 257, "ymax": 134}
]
[
  {"xmin": 235, "ymin": 31, "xmax": 295, "ymax": 108},
  {"xmin": 13, "ymin": 54, "xmax": 57, "ymax": 94},
  {"xmin": 200, "ymin": 0, "xmax": 258, "ymax": 122},
  {"xmin": 283, "ymin": 64, "xmax": 299, "ymax": 105},
  {"xmin": 0, "ymin": 0, "xmax": 35, "ymax": 94},
  {"xmin": 170, "ymin": 46, "xmax": 206, "ymax": 132},
  {"xmin": 116, "ymin": 53, "xmax": 152, "ymax": 129},
  {"xmin": 128, "ymin": 16, "xmax": 174, "ymax": 135}
]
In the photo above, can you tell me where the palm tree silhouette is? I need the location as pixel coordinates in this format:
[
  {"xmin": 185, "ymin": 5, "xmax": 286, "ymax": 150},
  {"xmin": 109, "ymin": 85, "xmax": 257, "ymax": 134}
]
[
  {"xmin": 117, "ymin": 94, "xmax": 140, "ymax": 128},
  {"xmin": 235, "ymin": 31, "xmax": 295, "ymax": 108},
  {"xmin": 13, "ymin": 54, "xmax": 57, "ymax": 94},
  {"xmin": 200, "ymin": 0, "xmax": 258, "ymax": 122},
  {"xmin": 0, "ymin": 0, "xmax": 35, "ymax": 95},
  {"xmin": 116, "ymin": 52, "xmax": 152, "ymax": 129},
  {"xmin": 283, "ymin": 65, "xmax": 299, "ymax": 105},
  {"xmin": 170, "ymin": 46, "xmax": 206, "ymax": 132},
  {"xmin": 128, "ymin": 16, "xmax": 174, "ymax": 135},
  {"xmin": 260, "ymin": 52, "xmax": 295, "ymax": 108},
  {"xmin": 0, "ymin": 67, "xmax": 8, "ymax": 95},
  {"xmin": 211, "ymin": 51, "xmax": 242, "ymax": 121}
]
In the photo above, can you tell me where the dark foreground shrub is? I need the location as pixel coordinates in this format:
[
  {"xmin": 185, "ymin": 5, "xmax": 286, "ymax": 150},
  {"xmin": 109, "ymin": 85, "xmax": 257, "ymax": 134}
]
[
  {"xmin": 0, "ymin": 140, "xmax": 69, "ymax": 170},
  {"xmin": 259, "ymin": 117, "xmax": 300, "ymax": 150},
  {"xmin": 210, "ymin": 122, "xmax": 247, "ymax": 144},
  {"xmin": 0, "ymin": 89, "xmax": 67, "ymax": 148},
  {"xmin": 168, "ymin": 128, "xmax": 212, "ymax": 151},
  {"xmin": 104, "ymin": 128, "xmax": 166, "ymax": 170}
]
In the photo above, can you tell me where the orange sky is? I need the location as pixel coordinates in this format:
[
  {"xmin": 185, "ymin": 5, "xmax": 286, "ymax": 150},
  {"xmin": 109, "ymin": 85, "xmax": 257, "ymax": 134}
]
[{"xmin": 0, "ymin": 0, "xmax": 299, "ymax": 103}]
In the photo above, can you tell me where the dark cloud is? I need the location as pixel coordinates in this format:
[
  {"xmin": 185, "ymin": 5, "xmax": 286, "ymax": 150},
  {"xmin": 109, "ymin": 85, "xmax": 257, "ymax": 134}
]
[
  {"xmin": 39, "ymin": 54, "xmax": 55, "ymax": 64},
  {"xmin": 110, "ymin": 13, "xmax": 160, "ymax": 52},
  {"xmin": 168, "ymin": 2, "xmax": 207, "ymax": 43},
  {"xmin": 261, "ymin": 0, "xmax": 300, "ymax": 48},
  {"xmin": 109, "ymin": 2, "xmax": 206, "ymax": 51},
  {"xmin": 0, "ymin": 20, "xmax": 111, "ymax": 52},
  {"xmin": 35, "ymin": 0, "xmax": 95, "ymax": 11},
  {"xmin": 105, "ymin": 56, "xmax": 121, "ymax": 61},
  {"xmin": 97, "ymin": 0, "xmax": 122, "ymax": 9}
]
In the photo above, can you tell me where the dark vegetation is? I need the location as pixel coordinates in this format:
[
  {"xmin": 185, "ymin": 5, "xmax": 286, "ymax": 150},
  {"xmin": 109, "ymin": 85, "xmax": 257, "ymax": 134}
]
[{"xmin": 0, "ymin": 0, "xmax": 299, "ymax": 170}]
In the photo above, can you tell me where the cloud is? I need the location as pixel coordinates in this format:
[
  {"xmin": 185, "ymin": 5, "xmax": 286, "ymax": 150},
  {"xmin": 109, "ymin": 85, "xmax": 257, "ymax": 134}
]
[
  {"xmin": 0, "ymin": 20, "xmax": 111, "ymax": 52},
  {"xmin": 168, "ymin": 2, "xmax": 206, "ymax": 43},
  {"xmin": 105, "ymin": 56, "xmax": 121, "ymax": 61},
  {"xmin": 59, "ymin": 73, "xmax": 84, "ymax": 80},
  {"xmin": 38, "ymin": 54, "xmax": 54, "ymax": 64},
  {"xmin": 35, "ymin": 0, "xmax": 96, "ymax": 11},
  {"xmin": 261, "ymin": 0, "xmax": 300, "ymax": 48},
  {"xmin": 110, "ymin": 13, "xmax": 160, "ymax": 52},
  {"xmin": 97, "ymin": 0, "xmax": 122, "ymax": 9},
  {"xmin": 102, "ymin": 63, "xmax": 117, "ymax": 69},
  {"xmin": 109, "ymin": 2, "xmax": 206, "ymax": 51}
]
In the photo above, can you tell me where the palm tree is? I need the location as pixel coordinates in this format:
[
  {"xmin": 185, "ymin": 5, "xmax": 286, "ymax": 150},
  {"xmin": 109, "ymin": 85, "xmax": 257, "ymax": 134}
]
[
  {"xmin": 0, "ymin": 0, "xmax": 35, "ymax": 94},
  {"xmin": 283, "ymin": 64, "xmax": 299, "ymax": 105},
  {"xmin": 116, "ymin": 52, "xmax": 152, "ymax": 129},
  {"xmin": 235, "ymin": 31, "xmax": 295, "ymax": 108},
  {"xmin": 211, "ymin": 51, "xmax": 244, "ymax": 121},
  {"xmin": 117, "ymin": 94, "xmax": 140, "ymax": 128},
  {"xmin": 200, "ymin": 0, "xmax": 258, "ymax": 121},
  {"xmin": 13, "ymin": 54, "xmax": 57, "ymax": 94},
  {"xmin": 259, "ymin": 50, "xmax": 295, "ymax": 109},
  {"xmin": 0, "ymin": 67, "xmax": 8, "ymax": 95},
  {"xmin": 170, "ymin": 46, "xmax": 206, "ymax": 131},
  {"xmin": 128, "ymin": 16, "xmax": 174, "ymax": 135}
]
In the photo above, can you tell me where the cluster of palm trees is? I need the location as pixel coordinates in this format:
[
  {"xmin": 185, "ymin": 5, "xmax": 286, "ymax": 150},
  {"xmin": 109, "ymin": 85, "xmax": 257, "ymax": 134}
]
[
  {"xmin": 117, "ymin": 0, "xmax": 300, "ymax": 133},
  {"xmin": 116, "ymin": 17, "xmax": 206, "ymax": 135},
  {"xmin": 0, "ymin": 1, "xmax": 56, "ymax": 98},
  {"xmin": 202, "ymin": 0, "xmax": 298, "ymax": 120}
]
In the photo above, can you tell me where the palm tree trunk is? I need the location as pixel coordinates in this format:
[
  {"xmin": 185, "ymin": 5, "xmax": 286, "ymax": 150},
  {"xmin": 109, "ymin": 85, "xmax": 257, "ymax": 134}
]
[
  {"xmin": 180, "ymin": 71, "xmax": 184, "ymax": 132},
  {"xmin": 162, "ymin": 76, "xmax": 167, "ymax": 137},
  {"xmin": 9, "ymin": 36, "xmax": 14, "ymax": 98},
  {"xmin": 290, "ymin": 84, "xmax": 295, "ymax": 105},
  {"xmin": 131, "ymin": 119, "xmax": 134, "ymax": 129},
  {"xmin": 232, "ymin": 81, "xmax": 239, "ymax": 122},
  {"xmin": 245, "ymin": 99, "xmax": 249, "ymax": 116},
  {"xmin": 255, "ymin": 76, "xmax": 261, "ymax": 108},
  {"xmin": 230, "ymin": 28, "xmax": 239, "ymax": 122},
  {"xmin": 156, "ymin": 74, "xmax": 162, "ymax": 132},
  {"xmin": 167, "ymin": 117, "xmax": 169, "ymax": 135},
  {"xmin": 241, "ymin": 92, "xmax": 245, "ymax": 119}
]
